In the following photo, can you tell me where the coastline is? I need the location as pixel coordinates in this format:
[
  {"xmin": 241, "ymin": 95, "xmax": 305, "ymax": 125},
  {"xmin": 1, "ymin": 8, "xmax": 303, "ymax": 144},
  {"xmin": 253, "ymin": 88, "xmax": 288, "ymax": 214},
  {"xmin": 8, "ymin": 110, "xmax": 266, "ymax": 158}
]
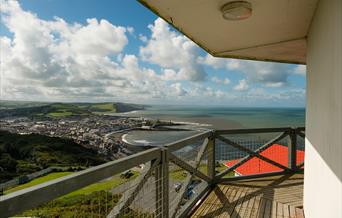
[
  {"xmin": 166, "ymin": 116, "xmax": 244, "ymax": 129},
  {"xmin": 117, "ymin": 115, "xmax": 243, "ymax": 150},
  {"xmin": 113, "ymin": 106, "xmax": 304, "ymax": 150}
]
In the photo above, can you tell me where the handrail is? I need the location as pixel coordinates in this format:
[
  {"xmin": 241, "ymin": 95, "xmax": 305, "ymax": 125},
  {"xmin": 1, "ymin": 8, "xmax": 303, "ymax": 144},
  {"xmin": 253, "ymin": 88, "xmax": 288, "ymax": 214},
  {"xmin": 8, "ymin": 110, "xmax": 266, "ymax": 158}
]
[
  {"xmin": 215, "ymin": 127, "xmax": 293, "ymax": 135},
  {"xmin": 0, "ymin": 147, "xmax": 161, "ymax": 218},
  {"xmin": 0, "ymin": 127, "xmax": 305, "ymax": 218},
  {"xmin": 164, "ymin": 130, "xmax": 212, "ymax": 152}
]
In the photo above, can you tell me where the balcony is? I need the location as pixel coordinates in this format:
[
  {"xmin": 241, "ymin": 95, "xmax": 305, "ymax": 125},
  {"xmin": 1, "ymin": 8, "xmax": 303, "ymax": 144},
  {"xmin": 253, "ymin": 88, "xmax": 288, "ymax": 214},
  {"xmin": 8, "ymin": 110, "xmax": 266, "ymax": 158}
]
[{"xmin": 0, "ymin": 127, "xmax": 305, "ymax": 218}]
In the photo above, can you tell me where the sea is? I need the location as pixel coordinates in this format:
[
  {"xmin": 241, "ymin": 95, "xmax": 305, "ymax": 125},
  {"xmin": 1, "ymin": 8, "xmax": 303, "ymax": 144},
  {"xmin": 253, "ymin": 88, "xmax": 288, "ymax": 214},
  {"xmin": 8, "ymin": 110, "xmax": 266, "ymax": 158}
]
[{"xmin": 119, "ymin": 105, "xmax": 305, "ymax": 147}]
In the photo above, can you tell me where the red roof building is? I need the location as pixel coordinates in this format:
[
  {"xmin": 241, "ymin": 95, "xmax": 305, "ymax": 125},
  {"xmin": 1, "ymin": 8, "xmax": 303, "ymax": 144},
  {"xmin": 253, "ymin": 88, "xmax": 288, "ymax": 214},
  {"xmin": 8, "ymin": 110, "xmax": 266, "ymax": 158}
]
[{"xmin": 224, "ymin": 144, "xmax": 305, "ymax": 176}]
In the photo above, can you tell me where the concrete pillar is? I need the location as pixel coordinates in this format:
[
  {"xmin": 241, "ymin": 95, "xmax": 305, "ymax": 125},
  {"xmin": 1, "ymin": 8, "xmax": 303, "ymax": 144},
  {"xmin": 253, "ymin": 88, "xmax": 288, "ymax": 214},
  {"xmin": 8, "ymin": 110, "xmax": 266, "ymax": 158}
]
[{"xmin": 305, "ymin": 0, "xmax": 342, "ymax": 217}]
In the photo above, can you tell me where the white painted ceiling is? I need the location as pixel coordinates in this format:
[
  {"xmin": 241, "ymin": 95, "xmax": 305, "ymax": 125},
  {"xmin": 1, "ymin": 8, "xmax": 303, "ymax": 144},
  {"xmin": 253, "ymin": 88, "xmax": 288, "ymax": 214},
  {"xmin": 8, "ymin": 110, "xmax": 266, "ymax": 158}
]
[{"xmin": 139, "ymin": 0, "xmax": 319, "ymax": 64}]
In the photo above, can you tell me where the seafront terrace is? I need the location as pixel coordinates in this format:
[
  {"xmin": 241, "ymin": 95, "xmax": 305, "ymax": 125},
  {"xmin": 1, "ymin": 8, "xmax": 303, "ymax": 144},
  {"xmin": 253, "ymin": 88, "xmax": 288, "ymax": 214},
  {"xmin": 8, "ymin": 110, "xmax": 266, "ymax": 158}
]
[{"xmin": 0, "ymin": 127, "xmax": 305, "ymax": 218}]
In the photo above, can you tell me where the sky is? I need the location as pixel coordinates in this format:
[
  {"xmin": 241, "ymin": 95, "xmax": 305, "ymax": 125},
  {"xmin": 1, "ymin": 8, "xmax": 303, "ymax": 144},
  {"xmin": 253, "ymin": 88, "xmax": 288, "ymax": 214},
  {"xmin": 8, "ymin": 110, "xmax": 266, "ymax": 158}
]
[{"xmin": 0, "ymin": 0, "xmax": 306, "ymax": 107}]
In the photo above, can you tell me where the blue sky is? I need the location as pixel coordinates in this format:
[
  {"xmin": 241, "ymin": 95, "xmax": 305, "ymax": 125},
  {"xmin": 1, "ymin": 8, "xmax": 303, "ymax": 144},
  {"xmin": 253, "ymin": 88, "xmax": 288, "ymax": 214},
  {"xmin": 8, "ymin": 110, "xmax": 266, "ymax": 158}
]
[{"xmin": 0, "ymin": 0, "xmax": 306, "ymax": 107}]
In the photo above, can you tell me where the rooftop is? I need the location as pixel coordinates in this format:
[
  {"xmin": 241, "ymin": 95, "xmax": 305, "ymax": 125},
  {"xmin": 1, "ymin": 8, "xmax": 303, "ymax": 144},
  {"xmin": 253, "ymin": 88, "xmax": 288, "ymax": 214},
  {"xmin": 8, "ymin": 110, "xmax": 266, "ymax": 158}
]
[{"xmin": 225, "ymin": 144, "xmax": 305, "ymax": 175}]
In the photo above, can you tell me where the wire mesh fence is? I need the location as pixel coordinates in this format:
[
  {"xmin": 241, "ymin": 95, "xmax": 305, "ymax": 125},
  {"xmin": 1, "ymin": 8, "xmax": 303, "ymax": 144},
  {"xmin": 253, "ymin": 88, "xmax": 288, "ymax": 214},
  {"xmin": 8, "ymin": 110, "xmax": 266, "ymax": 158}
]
[
  {"xmin": 2, "ymin": 128, "xmax": 305, "ymax": 218},
  {"xmin": 17, "ymin": 161, "xmax": 163, "ymax": 217},
  {"xmin": 168, "ymin": 137, "xmax": 209, "ymax": 218},
  {"xmin": 108, "ymin": 162, "xmax": 163, "ymax": 218},
  {"xmin": 215, "ymin": 130, "xmax": 305, "ymax": 177}
]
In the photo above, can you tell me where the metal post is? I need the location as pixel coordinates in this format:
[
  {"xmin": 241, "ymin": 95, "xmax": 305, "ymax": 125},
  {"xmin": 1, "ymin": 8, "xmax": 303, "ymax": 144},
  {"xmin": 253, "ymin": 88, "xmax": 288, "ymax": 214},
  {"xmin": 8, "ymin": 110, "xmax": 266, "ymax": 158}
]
[
  {"xmin": 155, "ymin": 148, "xmax": 169, "ymax": 218},
  {"xmin": 207, "ymin": 131, "xmax": 216, "ymax": 184},
  {"xmin": 288, "ymin": 128, "xmax": 297, "ymax": 171}
]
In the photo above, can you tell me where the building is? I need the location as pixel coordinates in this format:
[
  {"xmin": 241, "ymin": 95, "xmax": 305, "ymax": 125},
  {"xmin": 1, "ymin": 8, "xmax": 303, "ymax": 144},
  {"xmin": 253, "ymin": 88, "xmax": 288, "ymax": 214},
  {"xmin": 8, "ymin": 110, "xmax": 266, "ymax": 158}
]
[
  {"xmin": 138, "ymin": 0, "xmax": 342, "ymax": 217},
  {"xmin": 0, "ymin": 1, "xmax": 340, "ymax": 217},
  {"xmin": 225, "ymin": 144, "xmax": 305, "ymax": 176}
]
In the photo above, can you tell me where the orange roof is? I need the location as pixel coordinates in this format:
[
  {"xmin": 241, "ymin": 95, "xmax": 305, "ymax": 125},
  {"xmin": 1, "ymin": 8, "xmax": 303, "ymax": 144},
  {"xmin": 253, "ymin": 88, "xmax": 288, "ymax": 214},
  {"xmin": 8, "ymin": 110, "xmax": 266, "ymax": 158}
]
[{"xmin": 224, "ymin": 144, "xmax": 305, "ymax": 175}]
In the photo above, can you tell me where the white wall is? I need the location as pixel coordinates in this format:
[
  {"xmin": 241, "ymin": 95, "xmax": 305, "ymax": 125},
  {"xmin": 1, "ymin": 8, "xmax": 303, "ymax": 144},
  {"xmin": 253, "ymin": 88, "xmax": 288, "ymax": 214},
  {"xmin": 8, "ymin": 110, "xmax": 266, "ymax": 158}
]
[{"xmin": 305, "ymin": 0, "xmax": 342, "ymax": 217}]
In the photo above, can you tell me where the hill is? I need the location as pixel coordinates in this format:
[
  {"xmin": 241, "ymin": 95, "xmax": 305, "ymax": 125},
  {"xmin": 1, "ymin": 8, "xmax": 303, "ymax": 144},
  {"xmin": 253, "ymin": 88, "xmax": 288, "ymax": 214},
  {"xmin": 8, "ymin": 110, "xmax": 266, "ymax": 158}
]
[
  {"xmin": 74, "ymin": 102, "xmax": 145, "ymax": 113},
  {"xmin": 0, "ymin": 130, "xmax": 107, "ymax": 182},
  {"xmin": 0, "ymin": 101, "xmax": 145, "ymax": 119}
]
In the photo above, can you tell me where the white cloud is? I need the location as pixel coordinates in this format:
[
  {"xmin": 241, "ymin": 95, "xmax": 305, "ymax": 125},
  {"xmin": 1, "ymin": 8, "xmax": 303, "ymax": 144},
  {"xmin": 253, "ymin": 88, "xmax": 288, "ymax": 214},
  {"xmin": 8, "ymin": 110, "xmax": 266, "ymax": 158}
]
[
  {"xmin": 138, "ymin": 34, "xmax": 148, "ymax": 43},
  {"xmin": 234, "ymin": 79, "xmax": 249, "ymax": 91},
  {"xmin": 198, "ymin": 54, "xmax": 239, "ymax": 70},
  {"xmin": 0, "ymin": 1, "xmax": 305, "ymax": 106},
  {"xmin": 211, "ymin": 77, "xmax": 220, "ymax": 84},
  {"xmin": 200, "ymin": 54, "xmax": 302, "ymax": 88},
  {"xmin": 294, "ymin": 65, "xmax": 306, "ymax": 76},
  {"xmin": 140, "ymin": 18, "xmax": 206, "ymax": 81},
  {"xmin": 254, "ymin": 88, "xmax": 305, "ymax": 102},
  {"xmin": 211, "ymin": 77, "xmax": 230, "ymax": 85},
  {"xmin": 127, "ymin": 26, "xmax": 134, "ymax": 34},
  {"xmin": 0, "ymin": 0, "xmax": 158, "ymax": 101},
  {"xmin": 170, "ymin": 83, "xmax": 187, "ymax": 96},
  {"xmin": 223, "ymin": 78, "xmax": 231, "ymax": 85}
]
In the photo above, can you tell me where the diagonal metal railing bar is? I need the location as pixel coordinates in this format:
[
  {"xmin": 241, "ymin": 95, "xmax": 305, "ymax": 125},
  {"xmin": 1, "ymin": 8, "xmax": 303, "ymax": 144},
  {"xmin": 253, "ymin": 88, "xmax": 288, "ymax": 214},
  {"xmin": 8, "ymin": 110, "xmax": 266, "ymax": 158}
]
[
  {"xmin": 216, "ymin": 135, "xmax": 289, "ymax": 172},
  {"xmin": 165, "ymin": 131, "xmax": 212, "ymax": 152},
  {"xmin": 296, "ymin": 127, "xmax": 305, "ymax": 132},
  {"xmin": 202, "ymin": 173, "xmax": 295, "ymax": 218},
  {"xmin": 0, "ymin": 127, "xmax": 305, "ymax": 218},
  {"xmin": 194, "ymin": 138, "xmax": 209, "ymax": 167},
  {"xmin": 106, "ymin": 159, "xmax": 160, "ymax": 218},
  {"xmin": 297, "ymin": 131, "xmax": 305, "ymax": 139},
  {"xmin": 0, "ymin": 147, "xmax": 161, "ymax": 218},
  {"xmin": 177, "ymin": 181, "xmax": 210, "ymax": 218},
  {"xmin": 170, "ymin": 174, "xmax": 192, "ymax": 218},
  {"xmin": 215, "ymin": 127, "xmax": 291, "ymax": 135},
  {"xmin": 296, "ymin": 161, "xmax": 304, "ymax": 169},
  {"xmin": 170, "ymin": 138, "xmax": 209, "ymax": 218},
  {"xmin": 169, "ymin": 153, "xmax": 210, "ymax": 183},
  {"xmin": 216, "ymin": 131, "xmax": 289, "ymax": 179}
]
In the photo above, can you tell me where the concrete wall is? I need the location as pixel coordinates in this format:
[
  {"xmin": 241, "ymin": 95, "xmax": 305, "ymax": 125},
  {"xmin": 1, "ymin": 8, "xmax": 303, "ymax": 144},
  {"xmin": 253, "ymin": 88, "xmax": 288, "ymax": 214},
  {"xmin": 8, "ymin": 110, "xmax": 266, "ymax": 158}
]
[{"xmin": 305, "ymin": 0, "xmax": 342, "ymax": 217}]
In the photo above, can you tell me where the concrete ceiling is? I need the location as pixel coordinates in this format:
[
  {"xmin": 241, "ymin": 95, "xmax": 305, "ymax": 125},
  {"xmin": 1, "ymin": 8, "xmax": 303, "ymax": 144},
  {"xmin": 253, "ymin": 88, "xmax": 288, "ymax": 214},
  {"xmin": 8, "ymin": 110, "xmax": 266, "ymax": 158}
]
[{"xmin": 139, "ymin": 0, "xmax": 319, "ymax": 64}]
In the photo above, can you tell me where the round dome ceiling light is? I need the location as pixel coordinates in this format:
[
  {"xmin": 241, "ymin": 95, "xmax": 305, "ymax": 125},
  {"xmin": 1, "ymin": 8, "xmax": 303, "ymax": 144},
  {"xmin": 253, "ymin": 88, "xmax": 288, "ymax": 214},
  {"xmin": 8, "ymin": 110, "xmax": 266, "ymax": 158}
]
[{"xmin": 221, "ymin": 1, "xmax": 252, "ymax": 21}]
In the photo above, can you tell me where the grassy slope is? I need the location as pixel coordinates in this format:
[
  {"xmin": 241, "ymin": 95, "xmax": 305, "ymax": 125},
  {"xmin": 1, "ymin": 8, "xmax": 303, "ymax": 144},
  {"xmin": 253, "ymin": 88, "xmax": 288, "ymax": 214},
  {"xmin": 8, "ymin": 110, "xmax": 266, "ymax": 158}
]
[
  {"xmin": 5, "ymin": 171, "xmax": 139, "ymax": 197},
  {"xmin": 16, "ymin": 171, "xmax": 140, "ymax": 217},
  {"xmin": 47, "ymin": 103, "xmax": 91, "ymax": 118},
  {"xmin": 4, "ymin": 172, "xmax": 74, "ymax": 194},
  {"xmin": 62, "ymin": 171, "xmax": 139, "ymax": 198},
  {"xmin": 89, "ymin": 103, "xmax": 117, "ymax": 113},
  {"xmin": 0, "ymin": 131, "xmax": 107, "ymax": 182},
  {"xmin": 0, "ymin": 101, "xmax": 144, "ymax": 118}
]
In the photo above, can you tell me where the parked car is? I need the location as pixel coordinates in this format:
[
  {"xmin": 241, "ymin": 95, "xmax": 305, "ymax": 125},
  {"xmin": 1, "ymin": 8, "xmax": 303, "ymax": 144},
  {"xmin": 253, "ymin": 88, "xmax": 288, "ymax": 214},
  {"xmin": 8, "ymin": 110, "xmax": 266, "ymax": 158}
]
[
  {"xmin": 120, "ymin": 170, "xmax": 133, "ymax": 179},
  {"xmin": 174, "ymin": 182, "xmax": 182, "ymax": 192}
]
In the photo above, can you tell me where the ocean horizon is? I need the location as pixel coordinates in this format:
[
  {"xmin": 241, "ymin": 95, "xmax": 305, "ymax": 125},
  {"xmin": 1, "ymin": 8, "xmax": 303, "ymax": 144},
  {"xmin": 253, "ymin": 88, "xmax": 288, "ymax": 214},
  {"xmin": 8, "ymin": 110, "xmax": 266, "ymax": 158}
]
[{"xmin": 120, "ymin": 105, "xmax": 305, "ymax": 146}]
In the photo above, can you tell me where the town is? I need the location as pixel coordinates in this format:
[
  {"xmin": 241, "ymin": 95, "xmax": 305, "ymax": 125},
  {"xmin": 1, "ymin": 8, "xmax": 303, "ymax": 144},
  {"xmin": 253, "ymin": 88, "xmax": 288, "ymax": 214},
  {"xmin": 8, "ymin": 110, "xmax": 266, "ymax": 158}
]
[{"xmin": 0, "ymin": 115, "xmax": 144, "ymax": 159}]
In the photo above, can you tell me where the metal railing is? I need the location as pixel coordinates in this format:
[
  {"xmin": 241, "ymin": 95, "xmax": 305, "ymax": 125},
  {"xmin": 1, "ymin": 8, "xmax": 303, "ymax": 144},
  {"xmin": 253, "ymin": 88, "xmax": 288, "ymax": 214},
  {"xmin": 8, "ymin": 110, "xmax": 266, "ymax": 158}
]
[{"xmin": 0, "ymin": 127, "xmax": 305, "ymax": 218}]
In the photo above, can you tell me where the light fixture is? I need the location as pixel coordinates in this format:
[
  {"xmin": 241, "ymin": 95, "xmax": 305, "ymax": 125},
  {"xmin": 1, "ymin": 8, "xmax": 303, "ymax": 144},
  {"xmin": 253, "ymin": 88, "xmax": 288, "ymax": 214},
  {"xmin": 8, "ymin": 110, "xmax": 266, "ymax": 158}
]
[{"xmin": 221, "ymin": 1, "xmax": 252, "ymax": 21}]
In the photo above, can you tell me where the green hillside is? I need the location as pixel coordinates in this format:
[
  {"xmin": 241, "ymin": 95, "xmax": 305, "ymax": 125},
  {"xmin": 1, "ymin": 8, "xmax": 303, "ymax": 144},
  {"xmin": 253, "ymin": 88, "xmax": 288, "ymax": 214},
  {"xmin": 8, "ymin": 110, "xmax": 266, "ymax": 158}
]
[
  {"xmin": 0, "ymin": 130, "xmax": 107, "ymax": 182},
  {"xmin": 75, "ymin": 102, "xmax": 145, "ymax": 113},
  {"xmin": 0, "ymin": 101, "xmax": 145, "ymax": 119}
]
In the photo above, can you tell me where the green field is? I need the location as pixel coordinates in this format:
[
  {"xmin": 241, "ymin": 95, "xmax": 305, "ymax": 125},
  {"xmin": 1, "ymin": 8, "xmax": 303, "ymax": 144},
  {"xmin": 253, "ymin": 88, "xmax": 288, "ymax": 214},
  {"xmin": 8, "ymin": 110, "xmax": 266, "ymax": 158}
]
[
  {"xmin": 89, "ymin": 103, "xmax": 117, "ymax": 113},
  {"xmin": 48, "ymin": 111, "xmax": 73, "ymax": 117},
  {"xmin": 0, "ymin": 101, "xmax": 144, "ymax": 119},
  {"xmin": 62, "ymin": 171, "xmax": 139, "ymax": 198},
  {"xmin": 5, "ymin": 171, "xmax": 139, "ymax": 196},
  {"xmin": 11, "ymin": 171, "xmax": 140, "ymax": 217},
  {"xmin": 4, "ymin": 172, "xmax": 73, "ymax": 194}
]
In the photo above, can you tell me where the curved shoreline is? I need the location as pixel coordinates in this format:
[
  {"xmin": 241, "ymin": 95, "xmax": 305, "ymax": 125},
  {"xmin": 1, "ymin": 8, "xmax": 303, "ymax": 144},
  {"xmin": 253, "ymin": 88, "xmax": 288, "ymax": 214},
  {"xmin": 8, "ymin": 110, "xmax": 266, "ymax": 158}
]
[
  {"xmin": 121, "ymin": 133, "xmax": 146, "ymax": 146},
  {"xmin": 117, "ymin": 115, "xmax": 243, "ymax": 151}
]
